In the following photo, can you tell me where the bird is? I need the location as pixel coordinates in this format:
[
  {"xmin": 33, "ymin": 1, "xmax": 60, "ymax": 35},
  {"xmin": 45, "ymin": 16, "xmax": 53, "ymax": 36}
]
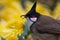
[{"xmin": 22, "ymin": 1, "xmax": 60, "ymax": 40}]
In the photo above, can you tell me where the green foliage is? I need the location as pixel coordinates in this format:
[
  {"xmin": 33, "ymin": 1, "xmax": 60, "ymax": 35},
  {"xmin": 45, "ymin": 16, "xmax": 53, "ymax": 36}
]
[
  {"xmin": 1, "ymin": 37, "xmax": 5, "ymax": 40},
  {"xmin": 58, "ymin": 0, "xmax": 60, "ymax": 2},
  {"xmin": 17, "ymin": 22, "xmax": 33, "ymax": 40},
  {"xmin": 20, "ymin": 0, "xmax": 26, "ymax": 9},
  {"xmin": 20, "ymin": 0, "xmax": 36, "ymax": 9},
  {"xmin": 17, "ymin": 34, "xmax": 25, "ymax": 40},
  {"xmin": 29, "ymin": 0, "xmax": 36, "ymax": 2},
  {"xmin": 49, "ymin": 3, "xmax": 56, "ymax": 11}
]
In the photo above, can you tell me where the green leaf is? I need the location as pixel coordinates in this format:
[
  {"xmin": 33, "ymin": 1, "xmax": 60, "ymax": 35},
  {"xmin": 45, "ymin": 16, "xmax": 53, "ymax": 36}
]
[
  {"xmin": 17, "ymin": 34, "xmax": 25, "ymax": 40},
  {"xmin": 58, "ymin": 0, "xmax": 60, "ymax": 2},
  {"xmin": 29, "ymin": 0, "xmax": 36, "ymax": 2},
  {"xmin": 49, "ymin": 4, "xmax": 56, "ymax": 11},
  {"xmin": 21, "ymin": 22, "xmax": 29, "ymax": 36},
  {"xmin": 1, "ymin": 37, "xmax": 5, "ymax": 40},
  {"xmin": 19, "ymin": 0, "xmax": 26, "ymax": 9}
]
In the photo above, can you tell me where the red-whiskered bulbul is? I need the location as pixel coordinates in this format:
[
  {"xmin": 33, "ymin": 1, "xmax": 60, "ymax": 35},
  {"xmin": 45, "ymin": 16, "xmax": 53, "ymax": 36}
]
[{"xmin": 22, "ymin": 1, "xmax": 60, "ymax": 40}]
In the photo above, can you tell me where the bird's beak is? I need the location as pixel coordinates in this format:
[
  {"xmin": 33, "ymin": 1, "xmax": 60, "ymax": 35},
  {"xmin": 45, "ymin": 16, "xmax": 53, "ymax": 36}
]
[{"xmin": 20, "ymin": 15, "xmax": 26, "ymax": 18}]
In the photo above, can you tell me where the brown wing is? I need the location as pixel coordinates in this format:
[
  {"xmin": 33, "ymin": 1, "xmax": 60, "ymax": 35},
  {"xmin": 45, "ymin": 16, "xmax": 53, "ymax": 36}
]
[{"xmin": 31, "ymin": 15, "xmax": 60, "ymax": 34}]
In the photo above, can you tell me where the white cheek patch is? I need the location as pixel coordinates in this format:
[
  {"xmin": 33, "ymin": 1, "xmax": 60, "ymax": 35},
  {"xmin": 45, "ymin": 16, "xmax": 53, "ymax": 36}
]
[
  {"xmin": 30, "ymin": 18, "xmax": 37, "ymax": 22},
  {"xmin": 26, "ymin": 17, "xmax": 37, "ymax": 30}
]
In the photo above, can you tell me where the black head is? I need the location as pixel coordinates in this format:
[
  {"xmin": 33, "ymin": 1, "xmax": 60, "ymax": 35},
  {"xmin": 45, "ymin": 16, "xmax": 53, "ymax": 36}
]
[
  {"xmin": 25, "ymin": 2, "xmax": 40, "ymax": 19},
  {"xmin": 21, "ymin": 2, "xmax": 40, "ymax": 22},
  {"xmin": 21, "ymin": 2, "xmax": 41, "ymax": 29}
]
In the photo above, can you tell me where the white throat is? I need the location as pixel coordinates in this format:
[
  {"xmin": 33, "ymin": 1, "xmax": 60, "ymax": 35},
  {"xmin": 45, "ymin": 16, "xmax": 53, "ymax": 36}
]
[{"xmin": 26, "ymin": 17, "xmax": 37, "ymax": 30}]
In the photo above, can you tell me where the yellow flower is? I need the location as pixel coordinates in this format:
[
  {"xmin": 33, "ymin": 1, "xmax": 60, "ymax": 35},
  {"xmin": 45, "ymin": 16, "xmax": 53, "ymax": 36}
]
[
  {"xmin": 0, "ymin": 0, "xmax": 26, "ymax": 39},
  {"xmin": 6, "ymin": 35, "xmax": 18, "ymax": 40}
]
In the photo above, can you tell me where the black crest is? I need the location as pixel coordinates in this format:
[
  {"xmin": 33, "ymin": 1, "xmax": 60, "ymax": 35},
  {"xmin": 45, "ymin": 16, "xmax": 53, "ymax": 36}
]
[
  {"xmin": 25, "ymin": 2, "xmax": 40, "ymax": 18},
  {"xmin": 30, "ymin": 1, "xmax": 36, "ymax": 12}
]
